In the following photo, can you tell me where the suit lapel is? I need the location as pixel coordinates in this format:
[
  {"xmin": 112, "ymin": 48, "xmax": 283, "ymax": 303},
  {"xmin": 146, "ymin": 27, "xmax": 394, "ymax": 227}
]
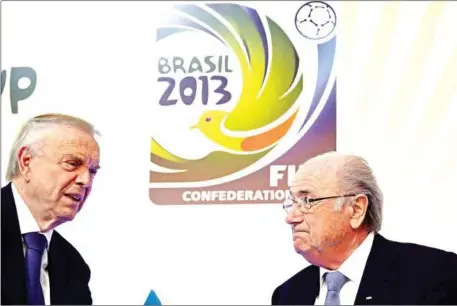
[
  {"xmin": 48, "ymin": 233, "xmax": 71, "ymax": 304},
  {"xmin": 303, "ymin": 265, "xmax": 320, "ymax": 305},
  {"xmin": 288, "ymin": 265, "xmax": 320, "ymax": 305},
  {"xmin": 1, "ymin": 183, "xmax": 27, "ymax": 304},
  {"xmin": 354, "ymin": 234, "xmax": 398, "ymax": 305}
]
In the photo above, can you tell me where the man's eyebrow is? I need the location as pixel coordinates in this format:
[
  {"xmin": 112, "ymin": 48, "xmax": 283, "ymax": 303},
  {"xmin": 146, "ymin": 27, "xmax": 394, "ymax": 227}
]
[
  {"xmin": 62, "ymin": 153, "xmax": 83, "ymax": 159},
  {"xmin": 60, "ymin": 154, "xmax": 83, "ymax": 162},
  {"xmin": 296, "ymin": 189, "xmax": 311, "ymax": 195},
  {"xmin": 62, "ymin": 154, "xmax": 100, "ymax": 169},
  {"xmin": 288, "ymin": 189, "xmax": 312, "ymax": 197}
]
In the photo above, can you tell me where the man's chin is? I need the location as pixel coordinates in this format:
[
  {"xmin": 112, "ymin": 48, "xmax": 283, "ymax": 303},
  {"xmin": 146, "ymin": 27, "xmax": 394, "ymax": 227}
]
[
  {"xmin": 58, "ymin": 209, "xmax": 78, "ymax": 223},
  {"xmin": 293, "ymin": 240, "xmax": 312, "ymax": 254}
]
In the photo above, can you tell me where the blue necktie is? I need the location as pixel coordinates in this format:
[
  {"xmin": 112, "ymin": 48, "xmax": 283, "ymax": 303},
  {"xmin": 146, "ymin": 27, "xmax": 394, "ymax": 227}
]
[
  {"xmin": 23, "ymin": 232, "xmax": 47, "ymax": 305},
  {"xmin": 324, "ymin": 271, "xmax": 348, "ymax": 305}
]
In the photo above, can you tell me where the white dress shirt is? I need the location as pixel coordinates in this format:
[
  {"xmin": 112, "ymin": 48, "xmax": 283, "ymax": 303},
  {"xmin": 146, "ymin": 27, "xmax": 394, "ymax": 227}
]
[
  {"xmin": 314, "ymin": 231, "xmax": 375, "ymax": 305},
  {"xmin": 12, "ymin": 183, "xmax": 54, "ymax": 305}
]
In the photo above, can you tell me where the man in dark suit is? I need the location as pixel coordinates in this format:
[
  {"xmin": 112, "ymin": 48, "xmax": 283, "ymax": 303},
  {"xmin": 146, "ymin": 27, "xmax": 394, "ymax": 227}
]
[
  {"xmin": 272, "ymin": 152, "xmax": 457, "ymax": 305},
  {"xmin": 1, "ymin": 113, "xmax": 101, "ymax": 305}
]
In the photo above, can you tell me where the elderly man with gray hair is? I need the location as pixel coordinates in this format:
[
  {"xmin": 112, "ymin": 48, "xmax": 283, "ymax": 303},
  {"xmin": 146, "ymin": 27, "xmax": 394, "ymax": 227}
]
[
  {"xmin": 272, "ymin": 151, "xmax": 457, "ymax": 305},
  {"xmin": 1, "ymin": 113, "xmax": 100, "ymax": 305}
]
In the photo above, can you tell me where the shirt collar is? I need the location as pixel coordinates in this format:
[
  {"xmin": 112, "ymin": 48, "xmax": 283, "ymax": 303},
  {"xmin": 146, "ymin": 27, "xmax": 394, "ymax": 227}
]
[
  {"xmin": 320, "ymin": 231, "xmax": 375, "ymax": 284},
  {"xmin": 11, "ymin": 183, "xmax": 53, "ymax": 249}
]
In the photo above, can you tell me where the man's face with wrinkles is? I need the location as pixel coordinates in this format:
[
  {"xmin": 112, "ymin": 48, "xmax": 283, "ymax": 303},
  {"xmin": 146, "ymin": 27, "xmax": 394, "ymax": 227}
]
[
  {"xmin": 285, "ymin": 159, "xmax": 353, "ymax": 263},
  {"xmin": 23, "ymin": 125, "xmax": 100, "ymax": 223}
]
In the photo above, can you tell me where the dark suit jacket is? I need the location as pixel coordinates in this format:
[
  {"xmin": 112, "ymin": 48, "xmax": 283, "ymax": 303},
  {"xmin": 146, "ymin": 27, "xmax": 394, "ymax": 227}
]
[
  {"xmin": 272, "ymin": 233, "xmax": 457, "ymax": 305},
  {"xmin": 1, "ymin": 183, "xmax": 92, "ymax": 305}
]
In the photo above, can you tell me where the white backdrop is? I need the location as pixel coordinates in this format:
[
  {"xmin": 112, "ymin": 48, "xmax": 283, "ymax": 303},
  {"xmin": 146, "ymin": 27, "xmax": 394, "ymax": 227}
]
[{"xmin": 2, "ymin": 1, "xmax": 457, "ymax": 305}]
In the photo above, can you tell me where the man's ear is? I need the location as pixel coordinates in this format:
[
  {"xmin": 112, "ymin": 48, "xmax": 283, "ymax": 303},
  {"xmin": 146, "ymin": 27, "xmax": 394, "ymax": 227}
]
[
  {"xmin": 17, "ymin": 146, "xmax": 33, "ymax": 180},
  {"xmin": 349, "ymin": 194, "xmax": 369, "ymax": 229}
]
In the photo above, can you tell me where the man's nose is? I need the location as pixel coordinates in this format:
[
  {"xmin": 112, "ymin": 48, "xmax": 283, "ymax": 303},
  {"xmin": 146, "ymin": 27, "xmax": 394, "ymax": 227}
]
[
  {"xmin": 286, "ymin": 207, "xmax": 304, "ymax": 224},
  {"xmin": 75, "ymin": 168, "xmax": 92, "ymax": 187}
]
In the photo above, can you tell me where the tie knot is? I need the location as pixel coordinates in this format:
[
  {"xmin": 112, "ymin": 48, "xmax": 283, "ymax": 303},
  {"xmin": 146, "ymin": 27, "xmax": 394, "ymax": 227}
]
[
  {"xmin": 324, "ymin": 271, "xmax": 348, "ymax": 292},
  {"xmin": 23, "ymin": 232, "xmax": 47, "ymax": 253}
]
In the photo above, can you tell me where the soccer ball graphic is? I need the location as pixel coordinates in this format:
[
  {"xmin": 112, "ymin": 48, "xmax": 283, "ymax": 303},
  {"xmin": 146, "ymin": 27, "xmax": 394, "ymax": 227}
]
[{"xmin": 295, "ymin": 1, "xmax": 336, "ymax": 40}]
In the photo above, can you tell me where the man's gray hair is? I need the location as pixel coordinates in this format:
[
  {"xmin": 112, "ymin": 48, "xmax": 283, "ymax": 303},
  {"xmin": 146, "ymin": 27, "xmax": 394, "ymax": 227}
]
[
  {"xmin": 339, "ymin": 155, "xmax": 383, "ymax": 233},
  {"xmin": 302, "ymin": 151, "xmax": 383, "ymax": 232},
  {"xmin": 6, "ymin": 113, "xmax": 99, "ymax": 182}
]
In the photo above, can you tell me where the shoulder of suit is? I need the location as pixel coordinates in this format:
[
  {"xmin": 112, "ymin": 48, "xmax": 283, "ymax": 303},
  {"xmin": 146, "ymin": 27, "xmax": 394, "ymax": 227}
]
[
  {"xmin": 1, "ymin": 183, "xmax": 13, "ymax": 202},
  {"xmin": 385, "ymin": 236, "xmax": 457, "ymax": 275},
  {"xmin": 390, "ymin": 237, "xmax": 457, "ymax": 260},
  {"xmin": 274, "ymin": 264, "xmax": 317, "ymax": 291},
  {"xmin": 52, "ymin": 231, "xmax": 90, "ymax": 269}
]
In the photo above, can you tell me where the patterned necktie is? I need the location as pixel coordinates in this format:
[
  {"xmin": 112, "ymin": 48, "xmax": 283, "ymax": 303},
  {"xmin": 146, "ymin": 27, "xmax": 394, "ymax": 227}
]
[
  {"xmin": 23, "ymin": 232, "xmax": 47, "ymax": 305},
  {"xmin": 324, "ymin": 271, "xmax": 348, "ymax": 305}
]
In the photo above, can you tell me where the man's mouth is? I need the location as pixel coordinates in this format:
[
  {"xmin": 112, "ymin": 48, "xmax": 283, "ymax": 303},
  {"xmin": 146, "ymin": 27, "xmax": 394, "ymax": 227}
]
[{"xmin": 64, "ymin": 194, "xmax": 83, "ymax": 202}]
